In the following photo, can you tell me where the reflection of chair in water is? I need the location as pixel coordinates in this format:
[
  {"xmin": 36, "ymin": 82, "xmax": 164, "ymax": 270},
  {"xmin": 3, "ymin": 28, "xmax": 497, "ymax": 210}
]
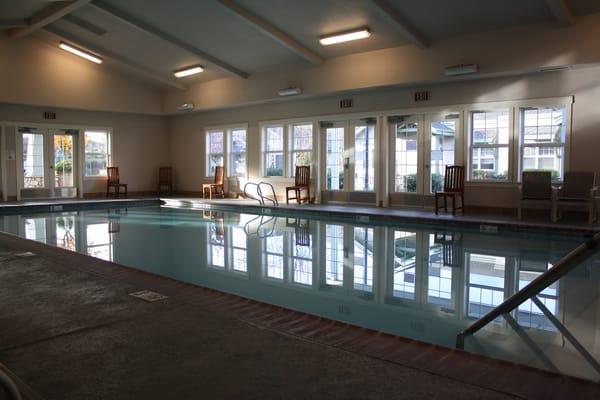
[
  {"xmin": 434, "ymin": 232, "xmax": 463, "ymax": 268},
  {"xmin": 203, "ymin": 210, "xmax": 225, "ymax": 236},
  {"xmin": 286, "ymin": 218, "xmax": 310, "ymax": 246}
]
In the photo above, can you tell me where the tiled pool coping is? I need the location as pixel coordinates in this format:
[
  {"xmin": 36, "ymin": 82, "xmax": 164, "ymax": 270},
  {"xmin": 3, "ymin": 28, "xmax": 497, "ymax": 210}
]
[
  {"xmin": 0, "ymin": 198, "xmax": 162, "ymax": 215},
  {"xmin": 0, "ymin": 230, "xmax": 598, "ymax": 399}
]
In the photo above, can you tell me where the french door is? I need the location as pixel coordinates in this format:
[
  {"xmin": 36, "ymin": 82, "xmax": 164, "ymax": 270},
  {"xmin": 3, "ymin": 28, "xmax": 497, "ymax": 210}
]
[
  {"xmin": 321, "ymin": 119, "xmax": 377, "ymax": 203},
  {"xmin": 18, "ymin": 127, "xmax": 79, "ymax": 199},
  {"xmin": 389, "ymin": 113, "xmax": 460, "ymax": 207}
]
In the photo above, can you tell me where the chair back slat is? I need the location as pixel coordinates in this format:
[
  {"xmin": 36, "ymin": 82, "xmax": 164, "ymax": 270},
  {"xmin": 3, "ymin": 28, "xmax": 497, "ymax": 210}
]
[
  {"xmin": 295, "ymin": 166, "xmax": 310, "ymax": 186},
  {"xmin": 159, "ymin": 167, "xmax": 172, "ymax": 184},
  {"xmin": 443, "ymin": 165, "xmax": 464, "ymax": 192},
  {"xmin": 214, "ymin": 166, "xmax": 224, "ymax": 185},
  {"xmin": 561, "ymin": 171, "xmax": 596, "ymax": 199},
  {"xmin": 522, "ymin": 171, "xmax": 552, "ymax": 198},
  {"xmin": 107, "ymin": 167, "xmax": 119, "ymax": 184}
]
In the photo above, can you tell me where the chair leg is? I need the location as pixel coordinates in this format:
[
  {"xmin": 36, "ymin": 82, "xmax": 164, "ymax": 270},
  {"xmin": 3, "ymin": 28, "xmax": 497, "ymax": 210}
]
[
  {"xmin": 518, "ymin": 203, "xmax": 522, "ymax": 221},
  {"xmin": 286, "ymin": 188, "xmax": 290, "ymax": 204},
  {"xmin": 435, "ymin": 194, "xmax": 439, "ymax": 215},
  {"xmin": 452, "ymin": 194, "xmax": 457, "ymax": 216},
  {"xmin": 589, "ymin": 201, "xmax": 594, "ymax": 224},
  {"xmin": 444, "ymin": 195, "xmax": 447, "ymax": 213}
]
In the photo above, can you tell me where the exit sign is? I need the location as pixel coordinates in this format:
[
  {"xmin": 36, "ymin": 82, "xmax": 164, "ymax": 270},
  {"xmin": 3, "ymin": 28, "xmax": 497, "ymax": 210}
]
[
  {"xmin": 340, "ymin": 98, "xmax": 353, "ymax": 108},
  {"xmin": 414, "ymin": 91, "xmax": 430, "ymax": 102}
]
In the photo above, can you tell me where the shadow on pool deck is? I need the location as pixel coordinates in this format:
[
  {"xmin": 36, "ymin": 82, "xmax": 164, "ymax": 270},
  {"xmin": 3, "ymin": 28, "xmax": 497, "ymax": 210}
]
[{"xmin": 0, "ymin": 232, "xmax": 598, "ymax": 400}]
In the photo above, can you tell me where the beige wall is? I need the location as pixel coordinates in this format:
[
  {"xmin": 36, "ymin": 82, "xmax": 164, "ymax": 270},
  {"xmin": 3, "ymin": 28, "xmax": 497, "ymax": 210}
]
[
  {"xmin": 0, "ymin": 34, "xmax": 163, "ymax": 115},
  {"xmin": 168, "ymin": 65, "xmax": 600, "ymax": 209},
  {"xmin": 0, "ymin": 103, "xmax": 169, "ymax": 198}
]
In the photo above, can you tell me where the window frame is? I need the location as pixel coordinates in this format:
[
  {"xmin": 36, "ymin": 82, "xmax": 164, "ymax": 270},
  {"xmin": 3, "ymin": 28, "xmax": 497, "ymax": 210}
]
[
  {"xmin": 262, "ymin": 123, "xmax": 285, "ymax": 178},
  {"xmin": 83, "ymin": 129, "xmax": 113, "ymax": 179},
  {"xmin": 205, "ymin": 129, "xmax": 225, "ymax": 179},
  {"xmin": 227, "ymin": 126, "xmax": 248, "ymax": 179},
  {"xmin": 204, "ymin": 123, "xmax": 248, "ymax": 179},
  {"xmin": 288, "ymin": 122, "xmax": 314, "ymax": 178},
  {"xmin": 260, "ymin": 119, "xmax": 315, "ymax": 179}
]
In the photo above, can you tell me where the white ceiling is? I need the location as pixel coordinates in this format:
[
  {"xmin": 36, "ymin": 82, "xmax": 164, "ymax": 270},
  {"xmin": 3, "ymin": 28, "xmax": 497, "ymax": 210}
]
[{"xmin": 2, "ymin": 0, "xmax": 600, "ymax": 88}]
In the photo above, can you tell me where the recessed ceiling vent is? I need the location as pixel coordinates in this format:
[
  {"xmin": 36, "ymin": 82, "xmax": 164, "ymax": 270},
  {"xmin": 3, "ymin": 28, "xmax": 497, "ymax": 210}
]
[
  {"xmin": 177, "ymin": 103, "xmax": 194, "ymax": 111},
  {"xmin": 444, "ymin": 64, "xmax": 478, "ymax": 76}
]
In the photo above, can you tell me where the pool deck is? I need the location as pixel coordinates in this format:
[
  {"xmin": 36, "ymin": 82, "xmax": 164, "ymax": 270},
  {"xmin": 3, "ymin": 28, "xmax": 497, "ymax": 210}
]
[{"xmin": 0, "ymin": 225, "xmax": 599, "ymax": 398}]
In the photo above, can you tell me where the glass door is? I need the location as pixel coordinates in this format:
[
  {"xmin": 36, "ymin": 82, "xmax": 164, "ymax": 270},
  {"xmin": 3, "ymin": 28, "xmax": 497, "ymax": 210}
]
[
  {"xmin": 19, "ymin": 127, "xmax": 79, "ymax": 199},
  {"xmin": 322, "ymin": 119, "xmax": 377, "ymax": 203},
  {"xmin": 389, "ymin": 113, "xmax": 459, "ymax": 207}
]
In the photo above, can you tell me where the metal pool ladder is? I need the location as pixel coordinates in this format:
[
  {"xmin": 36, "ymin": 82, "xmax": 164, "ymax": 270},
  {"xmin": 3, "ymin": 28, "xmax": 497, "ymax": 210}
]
[
  {"xmin": 0, "ymin": 368, "xmax": 22, "ymax": 400},
  {"xmin": 243, "ymin": 181, "xmax": 279, "ymax": 206},
  {"xmin": 455, "ymin": 231, "xmax": 600, "ymax": 375}
]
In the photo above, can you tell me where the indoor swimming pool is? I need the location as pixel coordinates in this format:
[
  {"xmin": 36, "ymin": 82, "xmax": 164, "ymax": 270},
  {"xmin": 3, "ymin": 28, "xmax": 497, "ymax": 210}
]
[{"xmin": 1, "ymin": 204, "xmax": 599, "ymax": 382}]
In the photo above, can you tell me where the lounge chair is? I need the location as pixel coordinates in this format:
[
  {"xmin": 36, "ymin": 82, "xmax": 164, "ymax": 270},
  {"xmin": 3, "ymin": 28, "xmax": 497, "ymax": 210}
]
[
  {"xmin": 158, "ymin": 167, "xmax": 173, "ymax": 195},
  {"xmin": 518, "ymin": 171, "xmax": 552, "ymax": 220},
  {"xmin": 286, "ymin": 165, "xmax": 311, "ymax": 204},
  {"xmin": 435, "ymin": 165, "xmax": 464, "ymax": 215},
  {"xmin": 203, "ymin": 166, "xmax": 225, "ymax": 199},
  {"xmin": 553, "ymin": 171, "xmax": 598, "ymax": 224},
  {"xmin": 106, "ymin": 167, "xmax": 127, "ymax": 198}
]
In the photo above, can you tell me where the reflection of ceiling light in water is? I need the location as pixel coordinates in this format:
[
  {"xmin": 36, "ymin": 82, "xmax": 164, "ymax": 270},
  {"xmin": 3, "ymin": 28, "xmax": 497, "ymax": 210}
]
[
  {"xmin": 174, "ymin": 65, "xmax": 204, "ymax": 78},
  {"xmin": 320, "ymin": 28, "xmax": 371, "ymax": 45},
  {"xmin": 59, "ymin": 41, "xmax": 102, "ymax": 64}
]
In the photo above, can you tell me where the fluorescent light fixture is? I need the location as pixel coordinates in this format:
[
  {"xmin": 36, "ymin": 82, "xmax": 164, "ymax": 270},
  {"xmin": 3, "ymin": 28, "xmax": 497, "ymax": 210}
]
[
  {"xmin": 320, "ymin": 28, "xmax": 371, "ymax": 46},
  {"xmin": 278, "ymin": 87, "xmax": 302, "ymax": 96},
  {"xmin": 173, "ymin": 65, "xmax": 204, "ymax": 78},
  {"xmin": 59, "ymin": 41, "xmax": 102, "ymax": 64},
  {"xmin": 444, "ymin": 64, "xmax": 478, "ymax": 76}
]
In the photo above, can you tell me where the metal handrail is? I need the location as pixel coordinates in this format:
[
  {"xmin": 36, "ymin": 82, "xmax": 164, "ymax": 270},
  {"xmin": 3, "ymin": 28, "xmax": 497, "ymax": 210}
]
[
  {"xmin": 243, "ymin": 215, "xmax": 277, "ymax": 238},
  {"xmin": 243, "ymin": 182, "xmax": 263, "ymax": 205},
  {"xmin": 456, "ymin": 231, "xmax": 600, "ymax": 349},
  {"xmin": 0, "ymin": 369, "xmax": 22, "ymax": 400},
  {"xmin": 258, "ymin": 182, "xmax": 279, "ymax": 206}
]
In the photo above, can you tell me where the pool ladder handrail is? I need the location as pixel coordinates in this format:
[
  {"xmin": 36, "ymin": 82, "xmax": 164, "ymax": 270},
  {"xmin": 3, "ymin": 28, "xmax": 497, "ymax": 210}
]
[
  {"xmin": 456, "ymin": 231, "xmax": 600, "ymax": 372},
  {"xmin": 243, "ymin": 181, "xmax": 279, "ymax": 206},
  {"xmin": 243, "ymin": 215, "xmax": 277, "ymax": 238},
  {"xmin": 0, "ymin": 368, "xmax": 22, "ymax": 400}
]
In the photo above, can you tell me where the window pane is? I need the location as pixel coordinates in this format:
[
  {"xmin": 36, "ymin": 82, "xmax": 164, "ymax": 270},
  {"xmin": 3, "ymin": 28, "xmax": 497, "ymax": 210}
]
[
  {"xmin": 393, "ymin": 231, "xmax": 417, "ymax": 299},
  {"xmin": 353, "ymin": 227, "xmax": 373, "ymax": 292},
  {"xmin": 472, "ymin": 110, "xmax": 509, "ymax": 145},
  {"xmin": 84, "ymin": 131, "xmax": 110, "ymax": 177},
  {"xmin": 326, "ymin": 127, "xmax": 344, "ymax": 190},
  {"xmin": 427, "ymin": 234, "xmax": 452, "ymax": 307},
  {"xmin": 292, "ymin": 124, "xmax": 312, "ymax": 150},
  {"xmin": 229, "ymin": 153, "xmax": 246, "ymax": 177},
  {"xmin": 208, "ymin": 131, "xmax": 224, "ymax": 153},
  {"xmin": 521, "ymin": 107, "xmax": 566, "ymax": 144},
  {"xmin": 209, "ymin": 154, "xmax": 223, "ymax": 176},
  {"xmin": 395, "ymin": 122, "xmax": 418, "ymax": 192},
  {"xmin": 266, "ymin": 126, "xmax": 283, "ymax": 151},
  {"xmin": 471, "ymin": 147, "xmax": 509, "ymax": 180},
  {"xmin": 325, "ymin": 224, "xmax": 344, "ymax": 286},
  {"xmin": 230, "ymin": 129, "xmax": 246, "ymax": 153},
  {"xmin": 522, "ymin": 146, "xmax": 564, "ymax": 181},
  {"xmin": 264, "ymin": 153, "xmax": 284, "ymax": 176},
  {"xmin": 430, "ymin": 120, "xmax": 456, "ymax": 193},
  {"xmin": 292, "ymin": 151, "xmax": 311, "ymax": 168},
  {"xmin": 22, "ymin": 132, "xmax": 45, "ymax": 188},
  {"xmin": 468, "ymin": 253, "xmax": 505, "ymax": 319},
  {"xmin": 354, "ymin": 124, "xmax": 375, "ymax": 191}
]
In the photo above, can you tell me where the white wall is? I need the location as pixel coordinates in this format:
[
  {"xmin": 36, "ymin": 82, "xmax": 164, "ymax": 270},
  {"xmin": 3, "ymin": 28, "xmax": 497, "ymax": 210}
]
[
  {"xmin": 168, "ymin": 65, "xmax": 600, "ymax": 209},
  {"xmin": 0, "ymin": 103, "xmax": 169, "ymax": 198}
]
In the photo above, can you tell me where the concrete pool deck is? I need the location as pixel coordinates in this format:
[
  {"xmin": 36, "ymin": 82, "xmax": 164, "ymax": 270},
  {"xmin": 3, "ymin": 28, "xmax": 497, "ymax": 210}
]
[{"xmin": 0, "ymin": 229, "xmax": 599, "ymax": 399}]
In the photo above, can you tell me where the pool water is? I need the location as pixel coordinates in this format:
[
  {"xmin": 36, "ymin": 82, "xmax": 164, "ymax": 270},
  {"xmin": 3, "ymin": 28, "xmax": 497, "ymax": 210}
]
[{"xmin": 2, "ymin": 205, "xmax": 600, "ymax": 381}]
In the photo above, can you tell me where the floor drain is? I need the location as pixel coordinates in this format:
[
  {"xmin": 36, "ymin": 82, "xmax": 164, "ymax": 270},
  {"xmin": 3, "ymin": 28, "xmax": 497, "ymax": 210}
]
[{"xmin": 129, "ymin": 290, "xmax": 168, "ymax": 302}]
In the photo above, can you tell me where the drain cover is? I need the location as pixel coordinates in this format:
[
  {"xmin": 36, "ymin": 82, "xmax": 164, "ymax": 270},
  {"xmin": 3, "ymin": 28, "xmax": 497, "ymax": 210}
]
[{"xmin": 129, "ymin": 290, "xmax": 168, "ymax": 302}]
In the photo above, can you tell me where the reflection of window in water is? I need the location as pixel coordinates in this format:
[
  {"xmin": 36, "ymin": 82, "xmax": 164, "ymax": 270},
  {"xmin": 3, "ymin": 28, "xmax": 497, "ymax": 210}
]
[
  {"xmin": 517, "ymin": 260, "xmax": 558, "ymax": 331},
  {"xmin": 467, "ymin": 254, "xmax": 506, "ymax": 319},
  {"xmin": 231, "ymin": 227, "xmax": 247, "ymax": 272},
  {"xmin": 325, "ymin": 225, "xmax": 344, "ymax": 286},
  {"xmin": 393, "ymin": 231, "xmax": 416, "ymax": 300},
  {"xmin": 292, "ymin": 231, "xmax": 312, "ymax": 286},
  {"xmin": 86, "ymin": 223, "xmax": 113, "ymax": 262},
  {"xmin": 25, "ymin": 218, "xmax": 47, "ymax": 243},
  {"xmin": 353, "ymin": 227, "xmax": 373, "ymax": 292},
  {"xmin": 56, "ymin": 216, "xmax": 76, "ymax": 251},
  {"xmin": 265, "ymin": 233, "xmax": 284, "ymax": 280},
  {"xmin": 427, "ymin": 234, "xmax": 453, "ymax": 307},
  {"xmin": 208, "ymin": 223, "xmax": 225, "ymax": 268}
]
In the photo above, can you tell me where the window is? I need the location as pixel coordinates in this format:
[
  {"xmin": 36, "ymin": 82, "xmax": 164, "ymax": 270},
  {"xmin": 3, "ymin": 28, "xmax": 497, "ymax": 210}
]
[
  {"xmin": 430, "ymin": 119, "xmax": 456, "ymax": 193},
  {"xmin": 394, "ymin": 122, "xmax": 418, "ymax": 192},
  {"xmin": 427, "ymin": 234, "xmax": 452, "ymax": 307},
  {"xmin": 22, "ymin": 132, "xmax": 45, "ymax": 187},
  {"xmin": 392, "ymin": 231, "xmax": 417, "ymax": 299},
  {"xmin": 229, "ymin": 128, "xmax": 247, "ymax": 178},
  {"xmin": 326, "ymin": 127, "xmax": 344, "ymax": 190},
  {"xmin": 84, "ymin": 130, "xmax": 111, "ymax": 177},
  {"xmin": 467, "ymin": 254, "xmax": 506, "ymax": 319},
  {"xmin": 263, "ymin": 125, "xmax": 284, "ymax": 177},
  {"xmin": 353, "ymin": 227, "xmax": 373, "ymax": 292},
  {"xmin": 264, "ymin": 233, "xmax": 284, "ymax": 280},
  {"xmin": 291, "ymin": 231, "xmax": 313, "ymax": 286},
  {"xmin": 289, "ymin": 123, "xmax": 313, "ymax": 176},
  {"xmin": 86, "ymin": 222, "xmax": 113, "ymax": 262},
  {"xmin": 230, "ymin": 227, "xmax": 247, "ymax": 272},
  {"xmin": 207, "ymin": 130, "xmax": 224, "ymax": 177},
  {"xmin": 520, "ymin": 106, "xmax": 566, "ymax": 181},
  {"xmin": 469, "ymin": 110, "xmax": 509, "ymax": 181},
  {"xmin": 325, "ymin": 224, "xmax": 344, "ymax": 286},
  {"xmin": 208, "ymin": 221, "xmax": 225, "ymax": 268}
]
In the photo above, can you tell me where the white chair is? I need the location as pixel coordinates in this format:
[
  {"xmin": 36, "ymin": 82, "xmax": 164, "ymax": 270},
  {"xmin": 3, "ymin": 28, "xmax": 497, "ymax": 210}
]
[
  {"xmin": 553, "ymin": 171, "xmax": 598, "ymax": 224},
  {"xmin": 518, "ymin": 171, "xmax": 552, "ymax": 220}
]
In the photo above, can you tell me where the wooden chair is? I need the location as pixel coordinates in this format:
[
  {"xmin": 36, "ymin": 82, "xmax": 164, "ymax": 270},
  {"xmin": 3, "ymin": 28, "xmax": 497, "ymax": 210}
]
[
  {"xmin": 106, "ymin": 167, "xmax": 127, "ymax": 198},
  {"xmin": 158, "ymin": 167, "xmax": 173, "ymax": 195},
  {"xmin": 435, "ymin": 166, "xmax": 464, "ymax": 215},
  {"xmin": 518, "ymin": 171, "xmax": 552, "ymax": 220},
  {"xmin": 286, "ymin": 218, "xmax": 311, "ymax": 246},
  {"xmin": 286, "ymin": 166, "xmax": 311, "ymax": 204},
  {"xmin": 553, "ymin": 171, "xmax": 598, "ymax": 224},
  {"xmin": 203, "ymin": 166, "xmax": 225, "ymax": 199},
  {"xmin": 434, "ymin": 232, "xmax": 463, "ymax": 268}
]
